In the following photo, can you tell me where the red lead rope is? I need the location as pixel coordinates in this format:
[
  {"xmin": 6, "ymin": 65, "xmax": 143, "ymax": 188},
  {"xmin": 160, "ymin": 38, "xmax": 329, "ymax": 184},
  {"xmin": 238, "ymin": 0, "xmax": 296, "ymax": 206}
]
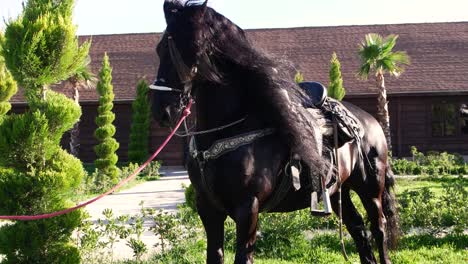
[{"xmin": 0, "ymin": 100, "xmax": 193, "ymax": 221}]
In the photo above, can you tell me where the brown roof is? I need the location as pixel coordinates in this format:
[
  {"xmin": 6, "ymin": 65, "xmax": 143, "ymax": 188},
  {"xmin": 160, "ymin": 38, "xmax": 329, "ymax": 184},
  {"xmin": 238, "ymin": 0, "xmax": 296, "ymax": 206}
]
[{"xmin": 11, "ymin": 21, "xmax": 468, "ymax": 103}]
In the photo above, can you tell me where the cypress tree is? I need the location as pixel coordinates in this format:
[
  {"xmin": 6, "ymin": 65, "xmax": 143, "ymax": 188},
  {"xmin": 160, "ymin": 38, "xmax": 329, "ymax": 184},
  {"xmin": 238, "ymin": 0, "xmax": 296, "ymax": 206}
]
[
  {"xmin": 1, "ymin": 0, "xmax": 90, "ymax": 100},
  {"xmin": 94, "ymin": 53, "xmax": 120, "ymax": 189},
  {"xmin": 0, "ymin": 0, "xmax": 88, "ymax": 262},
  {"xmin": 328, "ymin": 52, "xmax": 346, "ymax": 101},
  {"xmin": 294, "ymin": 71, "xmax": 304, "ymax": 84},
  {"xmin": 128, "ymin": 79, "xmax": 151, "ymax": 163}
]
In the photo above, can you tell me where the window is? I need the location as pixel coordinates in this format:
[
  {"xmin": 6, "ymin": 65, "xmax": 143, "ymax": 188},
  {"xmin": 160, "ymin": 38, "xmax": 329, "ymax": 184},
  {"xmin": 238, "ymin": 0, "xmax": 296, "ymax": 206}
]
[
  {"xmin": 461, "ymin": 104, "xmax": 468, "ymax": 135},
  {"xmin": 431, "ymin": 103, "xmax": 456, "ymax": 137}
]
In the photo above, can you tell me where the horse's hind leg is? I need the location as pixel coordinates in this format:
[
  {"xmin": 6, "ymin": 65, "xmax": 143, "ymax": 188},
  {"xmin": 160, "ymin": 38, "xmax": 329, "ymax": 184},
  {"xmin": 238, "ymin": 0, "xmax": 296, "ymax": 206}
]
[
  {"xmin": 197, "ymin": 195, "xmax": 227, "ymax": 264},
  {"xmin": 361, "ymin": 195, "xmax": 391, "ymax": 264},
  {"xmin": 358, "ymin": 160, "xmax": 392, "ymax": 264},
  {"xmin": 331, "ymin": 186, "xmax": 377, "ymax": 264},
  {"xmin": 233, "ymin": 197, "xmax": 259, "ymax": 264}
]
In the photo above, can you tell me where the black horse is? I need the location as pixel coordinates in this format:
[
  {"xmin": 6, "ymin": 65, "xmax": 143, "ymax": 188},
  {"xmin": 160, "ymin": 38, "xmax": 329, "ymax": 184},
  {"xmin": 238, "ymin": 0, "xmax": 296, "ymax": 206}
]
[{"xmin": 151, "ymin": 1, "xmax": 398, "ymax": 263}]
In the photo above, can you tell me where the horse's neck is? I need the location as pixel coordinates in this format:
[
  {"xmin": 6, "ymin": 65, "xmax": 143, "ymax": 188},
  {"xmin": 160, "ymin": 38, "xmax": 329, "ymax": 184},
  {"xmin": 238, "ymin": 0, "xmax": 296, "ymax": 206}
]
[
  {"xmin": 195, "ymin": 84, "xmax": 244, "ymax": 127},
  {"xmin": 193, "ymin": 82, "xmax": 261, "ymax": 149}
]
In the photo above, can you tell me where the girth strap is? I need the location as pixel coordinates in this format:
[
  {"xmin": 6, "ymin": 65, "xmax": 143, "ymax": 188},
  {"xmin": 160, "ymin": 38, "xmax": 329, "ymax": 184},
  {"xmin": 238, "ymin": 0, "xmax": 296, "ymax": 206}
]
[{"xmin": 189, "ymin": 128, "xmax": 275, "ymax": 213}]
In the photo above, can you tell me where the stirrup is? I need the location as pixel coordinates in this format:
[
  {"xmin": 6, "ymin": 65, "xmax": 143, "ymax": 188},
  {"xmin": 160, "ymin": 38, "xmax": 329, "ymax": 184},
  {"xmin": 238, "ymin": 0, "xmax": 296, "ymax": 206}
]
[{"xmin": 310, "ymin": 189, "xmax": 332, "ymax": 217}]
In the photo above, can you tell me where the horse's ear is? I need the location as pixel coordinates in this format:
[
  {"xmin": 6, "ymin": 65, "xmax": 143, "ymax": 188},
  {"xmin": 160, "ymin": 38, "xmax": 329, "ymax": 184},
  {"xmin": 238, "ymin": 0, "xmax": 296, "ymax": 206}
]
[{"xmin": 190, "ymin": 0, "xmax": 208, "ymax": 23}]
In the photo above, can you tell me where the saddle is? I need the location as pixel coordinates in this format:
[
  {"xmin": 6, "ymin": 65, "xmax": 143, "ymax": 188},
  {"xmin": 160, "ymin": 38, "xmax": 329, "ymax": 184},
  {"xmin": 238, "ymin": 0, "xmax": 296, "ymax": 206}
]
[
  {"xmin": 292, "ymin": 82, "xmax": 364, "ymax": 216},
  {"xmin": 299, "ymin": 81, "xmax": 364, "ymax": 147}
]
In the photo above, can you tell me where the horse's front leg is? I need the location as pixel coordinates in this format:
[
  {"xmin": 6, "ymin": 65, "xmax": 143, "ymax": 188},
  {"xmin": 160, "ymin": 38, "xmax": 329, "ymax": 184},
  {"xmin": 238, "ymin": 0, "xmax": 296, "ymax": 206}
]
[
  {"xmin": 234, "ymin": 196, "xmax": 259, "ymax": 264},
  {"xmin": 197, "ymin": 194, "xmax": 227, "ymax": 264}
]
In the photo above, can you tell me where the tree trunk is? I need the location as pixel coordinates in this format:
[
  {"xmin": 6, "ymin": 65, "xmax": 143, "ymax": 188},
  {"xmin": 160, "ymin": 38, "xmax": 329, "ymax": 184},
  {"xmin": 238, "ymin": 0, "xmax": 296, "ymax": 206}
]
[
  {"xmin": 376, "ymin": 71, "xmax": 392, "ymax": 152},
  {"xmin": 42, "ymin": 85, "xmax": 48, "ymax": 101},
  {"xmin": 69, "ymin": 87, "xmax": 80, "ymax": 157}
]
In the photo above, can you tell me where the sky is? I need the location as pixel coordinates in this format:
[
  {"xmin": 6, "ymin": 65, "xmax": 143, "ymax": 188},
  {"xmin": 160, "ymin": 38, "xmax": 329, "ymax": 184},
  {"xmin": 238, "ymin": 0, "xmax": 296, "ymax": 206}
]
[{"xmin": 1, "ymin": 0, "xmax": 468, "ymax": 35}]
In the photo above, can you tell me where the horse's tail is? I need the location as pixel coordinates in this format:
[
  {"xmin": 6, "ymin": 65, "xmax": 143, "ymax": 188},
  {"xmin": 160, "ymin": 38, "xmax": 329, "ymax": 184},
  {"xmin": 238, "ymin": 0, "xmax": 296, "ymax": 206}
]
[{"xmin": 382, "ymin": 166, "xmax": 399, "ymax": 249}]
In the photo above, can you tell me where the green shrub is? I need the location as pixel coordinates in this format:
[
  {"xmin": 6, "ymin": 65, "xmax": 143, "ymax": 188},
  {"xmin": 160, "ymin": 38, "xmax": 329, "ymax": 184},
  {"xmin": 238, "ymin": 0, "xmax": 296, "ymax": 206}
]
[
  {"xmin": 141, "ymin": 161, "xmax": 161, "ymax": 181},
  {"xmin": 392, "ymin": 146, "xmax": 466, "ymax": 176},
  {"xmin": 0, "ymin": 1, "xmax": 90, "ymax": 261},
  {"xmin": 0, "ymin": 45, "xmax": 17, "ymax": 119},
  {"xmin": 120, "ymin": 162, "xmax": 141, "ymax": 180},
  {"xmin": 94, "ymin": 53, "xmax": 120, "ymax": 189},
  {"xmin": 398, "ymin": 177, "xmax": 467, "ymax": 234},
  {"xmin": 328, "ymin": 52, "xmax": 346, "ymax": 101},
  {"xmin": 128, "ymin": 79, "xmax": 151, "ymax": 163},
  {"xmin": 1, "ymin": 0, "xmax": 90, "ymax": 96},
  {"xmin": 0, "ymin": 96, "xmax": 84, "ymax": 263},
  {"xmin": 183, "ymin": 183, "xmax": 197, "ymax": 212}
]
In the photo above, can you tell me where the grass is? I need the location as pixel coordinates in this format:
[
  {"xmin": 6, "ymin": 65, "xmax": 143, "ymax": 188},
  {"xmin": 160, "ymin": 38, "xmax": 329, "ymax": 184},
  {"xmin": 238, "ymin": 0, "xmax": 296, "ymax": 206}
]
[
  {"xmin": 120, "ymin": 234, "xmax": 467, "ymax": 264},
  {"xmin": 395, "ymin": 176, "xmax": 467, "ymax": 197}
]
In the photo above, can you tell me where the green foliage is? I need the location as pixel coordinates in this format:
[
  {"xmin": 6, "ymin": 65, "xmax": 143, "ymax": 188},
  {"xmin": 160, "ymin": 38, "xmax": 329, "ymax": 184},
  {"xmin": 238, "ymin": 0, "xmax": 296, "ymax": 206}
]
[
  {"xmin": 127, "ymin": 205, "xmax": 148, "ymax": 262},
  {"xmin": 79, "ymin": 178, "xmax": 467, "ymax": 263},
  {"xmin": 0, "ymin": 1, "xmax": 88, "ymax": 262},
  {"xmin": 256, "ymin": 211, "xmax": 314, "ymax": 259},
  {"xmin": 148, "ymin": 209, "xmax": 183, "ymax": 253},
  {"xmin": 141, "ymin": 161, "xmax": 161, "ymax": 181},
  {"xmin": 128, "ymin": 79, "xmax": 151, "ymax": 163},
  {"xmin": 398, "ymin": 177, "xmax": 467, "ymax": 235},
  {"xmin": 327, "ymin": 52, "xmax": 346, "ymax": 101},
  {"xmin": 77, "ymin": 209, "xmax": 132, "ymax": 263},
  {"xmin": 392, "ymin": 147, "xmax": 467, "ymax": 176},
  {"xmin": 0, "ymin": 0, "xmax": 90, "ymax": 91},
  {"xmin": 68, "ymin": 56, "xmax": 96, "ymax": 90},
  {"xmin": 0, "ymin": 92, "xmax": 84, "ymax": 264},
  {"xmin": 357, "ymin": 33, "xmax": 410, "ymax": 79},
  {"xmin": 183, "ymin": 183, "xmax": 197, "ymax": 212},
  {"xmin": 0, "ymin": 45, "xmax": 17, "ymax": 119},
  {"xmin": 94, "ymin": 53, "xmax": 120, "ymax": 189},
  {"xmin": 294, "ymin": 71, "xmax": 304, "ymax": 84}
]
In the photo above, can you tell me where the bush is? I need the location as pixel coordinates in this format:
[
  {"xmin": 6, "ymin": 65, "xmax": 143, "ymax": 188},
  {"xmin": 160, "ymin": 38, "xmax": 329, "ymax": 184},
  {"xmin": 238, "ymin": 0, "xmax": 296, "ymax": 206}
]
[
  {"xmin": 0, "ymin": 46, "xmax": 17, "ymax": 119},
  {"xmin": 0, "ymin": 93, "xmax": 84, "ymax": 263},
  {"xmin": 0, "ymin": 1, "xmax": 89, "ymax": 262},
  {"xmin": 398, "ymin": 176, "xmax": 467, "ymax": 235},
  {"xmin": 328, "ymin": 52, "xmax": 346, "ymax": 101},
  {"xmin": 141, "ymin": 161, "xmax": 161, "ymax": 181},
  {"xmin": 392, "ymin": 147, "xmax": 467, "ymax": 176},
  {"xmin": 183, "ymin": 184, "xmax": 197, "ymax": 212},
  {"xmin": 94, "ymin": 54, "xmax": 120, "ymax": 189},
  {"xmin": 128, "ymin": 80, "xmax": 151, "ymax": 163}
]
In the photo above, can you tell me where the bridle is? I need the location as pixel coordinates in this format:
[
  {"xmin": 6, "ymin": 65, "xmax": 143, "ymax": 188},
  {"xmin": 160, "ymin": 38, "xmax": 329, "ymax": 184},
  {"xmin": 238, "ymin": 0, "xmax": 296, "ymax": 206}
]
[
  {"xmin": 150, "ymin": 34, "xmax": 197, "ymax": 97},
  {"xmin": 150, "ymin": 34, "xmax": 247, "ymax": 137}
]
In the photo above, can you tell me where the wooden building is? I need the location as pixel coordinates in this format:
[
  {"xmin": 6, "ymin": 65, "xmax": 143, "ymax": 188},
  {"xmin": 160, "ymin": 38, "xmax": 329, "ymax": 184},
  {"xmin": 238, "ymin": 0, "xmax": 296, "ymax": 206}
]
[{"xmin": 10, "ymin": 22, "xmax": 468, "ymax": 165}]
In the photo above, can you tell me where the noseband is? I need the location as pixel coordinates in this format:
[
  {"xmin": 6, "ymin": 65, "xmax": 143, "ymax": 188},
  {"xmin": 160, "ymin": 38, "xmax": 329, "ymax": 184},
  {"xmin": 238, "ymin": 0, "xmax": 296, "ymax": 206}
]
[{"xmin": 150, "ymin": 35, "xmax": 198, "ymax": 99}]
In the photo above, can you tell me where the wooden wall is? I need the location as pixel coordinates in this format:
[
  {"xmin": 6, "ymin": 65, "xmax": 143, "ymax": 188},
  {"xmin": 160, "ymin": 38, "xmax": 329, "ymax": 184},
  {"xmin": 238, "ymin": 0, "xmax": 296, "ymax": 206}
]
[{"xmin": 347, "ymin": 94, "xmax": 468, "ymax": 157}]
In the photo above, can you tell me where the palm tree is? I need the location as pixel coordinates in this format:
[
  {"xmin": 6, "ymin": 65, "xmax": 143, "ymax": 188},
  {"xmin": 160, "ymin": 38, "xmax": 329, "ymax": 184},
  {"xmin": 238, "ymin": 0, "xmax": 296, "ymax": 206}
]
[
  {"xmin": 67, "ymin": 57, "xmax": 96, "ymax": 157},
  {"xmin": 357, "ymin": 33, "xmax": 410, "ymax": 152}
]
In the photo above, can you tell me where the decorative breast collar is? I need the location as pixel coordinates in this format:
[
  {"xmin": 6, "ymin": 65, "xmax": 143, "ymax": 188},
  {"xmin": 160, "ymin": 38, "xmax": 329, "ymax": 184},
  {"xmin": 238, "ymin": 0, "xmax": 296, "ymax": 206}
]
[{"xmin": 189, "ymin": 128, "xmax": 276, "ymax": 162}]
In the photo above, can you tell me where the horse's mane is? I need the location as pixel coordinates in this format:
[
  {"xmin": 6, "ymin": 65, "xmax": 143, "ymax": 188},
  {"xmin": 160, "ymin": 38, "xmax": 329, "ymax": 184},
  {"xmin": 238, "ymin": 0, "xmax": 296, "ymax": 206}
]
[
  {"xmin": 197, "ymin": 8, "xmax": 308, "ymax": 102},
  {"xmin": 197, "ymin": 7, "xmax": 331, "ymax": 177}
]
